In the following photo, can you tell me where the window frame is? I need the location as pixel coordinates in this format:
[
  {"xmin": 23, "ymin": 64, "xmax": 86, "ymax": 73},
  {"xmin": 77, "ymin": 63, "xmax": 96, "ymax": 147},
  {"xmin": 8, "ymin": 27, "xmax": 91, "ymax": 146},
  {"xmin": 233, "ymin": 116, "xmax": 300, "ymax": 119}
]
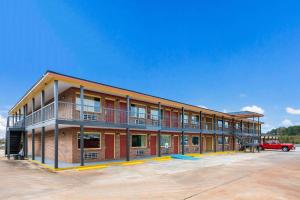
[
  {"xmin": 224, "ymin": 136, "xmax": 229, "ymax": 144},
  {"xmin": 218, "ymin": 120, "xmax": 223, "ymax": 128},
  {"xmin": 192, "ymin": 136, "xmax": 199, "ymax": 146},
  {"xmin": 182, "ymin": 135, "xmax": 189, "ymax": 146},
  {"xmin": 191, "ymin": 115, "xmax": 199, "ymax": 125},
  {"xmin": 150, "ymin": 109, "xmax": 159, "ymax": 120},
  {"xmin": 224, "ymin": 121, "xmax": 229, "ymax": 128},
  {"xmin": 77, "ymin": 132, "xmax": 101, "ymax": 150},
  {"xmin": 130, "ymin": 104, "xmax": 146, "ymax": 119},
  {"xmin": 183, "ymin": 114, "xmax": 189, "ymax": 124},
  {"xmin": 131, "ymin": 134, "xmax": 148, "ymax": 148},
  {"xmin": 160, "ymin": 134, "xmax": 172, "ymax": 147},
  {"xmin": 75, "ymin": 94, "xmax": 102, "ymax": 113}
]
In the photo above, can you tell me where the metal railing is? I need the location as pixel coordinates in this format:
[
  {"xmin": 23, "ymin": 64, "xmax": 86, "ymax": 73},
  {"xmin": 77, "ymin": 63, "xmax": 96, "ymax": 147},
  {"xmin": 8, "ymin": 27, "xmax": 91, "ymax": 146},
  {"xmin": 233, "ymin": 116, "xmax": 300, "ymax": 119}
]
[
  {"xmin": 6, "ymin": 101, "xmax": 261, "ymax": 135},
  {"xmin": 6, "ymin": 115, "xmax": 25, "ymax": 128},
  {"xmin": 25, "ymin": 102, "xmax": 55, "ymax": 127}
]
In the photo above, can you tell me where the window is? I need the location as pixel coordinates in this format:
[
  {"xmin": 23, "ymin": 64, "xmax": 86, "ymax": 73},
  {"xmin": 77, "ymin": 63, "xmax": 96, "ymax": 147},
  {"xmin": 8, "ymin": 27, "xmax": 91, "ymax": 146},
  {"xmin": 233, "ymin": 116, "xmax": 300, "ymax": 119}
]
[
  {"xmin": 160, "ymin": 135, "xmax": 171, "ymax": 147},
  {"xmin": 183, "ymin": 114, "xmax": 189, "ymax": 124},
  {"xmin": 191, "ymin": 115, "xmax": 199, "ymax": 125},
  {"xmin": 76, "ymin": 95, "xmax": 101, "ymax": 113},
  {"xmin": 182, "ymin": 135, "xmax": 189, "ymax": 145},
  {"xmin": 130, "ymin": 105, "xmax": 146, "ymax": 119},
  {"xmin": 150, "ymin": 109, "xmax": 159, "ymax": 120},
  {"xmin": 224, "ymin": 136, "xmax": 229, "ymax": 144},
  {"xmin": 192, "ymin": 136, "xmax": 199, "ymax": 145},
  {"xmin": 132, "ymin": 135, "xmax": 147, "ymax": 147},
  {"xmin": 78, "ymin": 133, "xmax": 101, "ymax": 149},
  {"xmin": 235, "ymin": 123, "xmax": 240, "ymax": 129},
  {"xmin": 225, "ymin": 121, "xmax": 229, "ymax": 128},
  {"xmin": 206, "ymin": 118, "xmax": 212, "ymax": 130},
  {"xmin": 218, "ymin": 137, "xmax": 223, "ymax": 144},
  {"xmin": 218, "ymin": 120, "xmax": 223, "ymax": 128}
]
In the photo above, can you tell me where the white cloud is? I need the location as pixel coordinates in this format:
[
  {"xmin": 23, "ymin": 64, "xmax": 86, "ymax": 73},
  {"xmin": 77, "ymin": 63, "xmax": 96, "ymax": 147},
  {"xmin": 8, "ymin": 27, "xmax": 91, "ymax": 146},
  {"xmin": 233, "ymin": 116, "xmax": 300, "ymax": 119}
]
[
  {"xmin": 286, "ymin": 107, "xmax": 300, "ymax": 115},
  {"xmin": 222, "ymin": 109, "xmax": 228, "ymax": 113},
  {"xmin": 0, "ymin": 114, "xmax": 6, "ymax": 139},
  {"xmin": 197, "ymin": 105, "xmax": 207, "ymax": 109},
  {"xmin": 280, "ymin": 119, "xmax": 293, "ymax": 127},
  {"xmin": 241, "ymin": 105, "xmax": 264, "ymax": 114},
  {"xmin": 262, "ymin": 123, "xmax": 274, "ymax": 133}
]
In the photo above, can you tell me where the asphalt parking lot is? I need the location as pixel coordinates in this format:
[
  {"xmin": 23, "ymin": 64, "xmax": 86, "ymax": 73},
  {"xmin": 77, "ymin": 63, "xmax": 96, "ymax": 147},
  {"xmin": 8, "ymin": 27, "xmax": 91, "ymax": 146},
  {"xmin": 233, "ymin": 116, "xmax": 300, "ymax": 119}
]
[{"xmin": 1, "ymin": 149, "xmax": 299, "ymax": 200}]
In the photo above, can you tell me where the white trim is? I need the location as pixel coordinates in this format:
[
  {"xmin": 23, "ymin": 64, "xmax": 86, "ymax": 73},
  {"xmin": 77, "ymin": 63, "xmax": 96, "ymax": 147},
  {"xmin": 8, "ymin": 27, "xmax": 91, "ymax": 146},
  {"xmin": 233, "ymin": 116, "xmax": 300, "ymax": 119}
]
[
  {"xmin": 160, "ymin": 134, "xmax": 172, "ymax": 147},
  {"xmin": 10, "ymin": 73, "xmax": 48, "ymax": 114},
  {"xmin": 131, "ymin": 134, "xmax": 148, "ymax": 148},
  {"xmin": 77, "ymin": 132, "xmax": 101, "ymax": 150}
]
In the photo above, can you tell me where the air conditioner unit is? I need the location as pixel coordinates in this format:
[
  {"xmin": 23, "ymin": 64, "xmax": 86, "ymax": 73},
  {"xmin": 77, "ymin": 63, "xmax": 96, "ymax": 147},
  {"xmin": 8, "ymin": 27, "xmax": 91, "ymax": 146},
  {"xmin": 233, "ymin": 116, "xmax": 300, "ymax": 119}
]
[
  {"xmin": 84, "ymin": 114, "xmax": 97, "ymax": 121},
  {"xmin": 136, "ymin": 150, "xmax": 144, "ymax": 156}
]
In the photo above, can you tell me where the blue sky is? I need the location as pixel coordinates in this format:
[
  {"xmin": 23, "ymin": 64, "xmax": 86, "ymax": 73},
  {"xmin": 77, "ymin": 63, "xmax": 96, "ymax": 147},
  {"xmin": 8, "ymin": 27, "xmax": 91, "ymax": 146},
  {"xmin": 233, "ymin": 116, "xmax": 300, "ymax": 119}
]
[{"xmin": 1, "ymin": 0, "xmax": 300, "ymax": 135}]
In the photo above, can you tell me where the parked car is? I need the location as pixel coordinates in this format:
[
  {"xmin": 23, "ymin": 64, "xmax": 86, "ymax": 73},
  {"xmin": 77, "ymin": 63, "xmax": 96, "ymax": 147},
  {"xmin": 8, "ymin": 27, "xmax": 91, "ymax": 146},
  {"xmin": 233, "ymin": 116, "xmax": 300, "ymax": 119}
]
[{"xmin": 259, "ymin": 141, "xmax": 295, "ymax": 152}]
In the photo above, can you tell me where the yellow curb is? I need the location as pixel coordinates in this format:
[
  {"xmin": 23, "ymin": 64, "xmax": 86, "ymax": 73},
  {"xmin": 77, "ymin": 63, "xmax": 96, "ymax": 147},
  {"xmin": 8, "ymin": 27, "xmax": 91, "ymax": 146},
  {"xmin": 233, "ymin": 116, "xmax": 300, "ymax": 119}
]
[
  {"xmin": 121, "ymin": 161, "xmax": 144, "ymax": 166},
  {"xmin": 76, "ymin": 165, "xmax": 107, "ymax": 171},
  {"xmin": 28, "ymin": 151, "xmax": 240, "ymax": 171},
  {"xmin": 30, "ymin": 160, "xmax": 57, "ymax": 172},
  {"xmin": 151, "ymin": 156, "xmax": 172, "ymax": 161}
]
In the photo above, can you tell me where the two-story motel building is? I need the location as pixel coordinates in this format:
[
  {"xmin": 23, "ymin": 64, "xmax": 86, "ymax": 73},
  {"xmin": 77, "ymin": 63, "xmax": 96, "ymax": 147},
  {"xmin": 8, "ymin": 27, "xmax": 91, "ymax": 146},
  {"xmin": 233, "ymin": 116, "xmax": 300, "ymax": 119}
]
[{"xmin": 6, "ymin": 71, "xmax": 263, "ymax": 168}]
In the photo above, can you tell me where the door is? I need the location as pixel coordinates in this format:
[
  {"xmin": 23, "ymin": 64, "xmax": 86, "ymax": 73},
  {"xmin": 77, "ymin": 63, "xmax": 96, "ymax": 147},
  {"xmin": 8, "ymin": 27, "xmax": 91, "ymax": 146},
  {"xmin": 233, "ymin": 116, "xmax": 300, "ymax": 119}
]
[
  {"xmin": 206, "ymin": 136, "xmax": 213, "ymax": 152},
  {"xmin": 165, "ymin": 111, "xmax": 171, "ymax": 128},
  {"xmin": 173, "ymin": 135, "xmax": 179, "ymax": 154},
  {"xmin": 106, "ymin": 100, "xmax": 115, "ymax": 123},
  {"xmin": 120, "ymin": 134, "xmax": 126, "ymax": 158},
  {"xmin": 105, "ymin": 134, "xmax": 115, "ymax": 160},
  {"xmin": 172, "ymin": 112, "xmax": 178, "ymax": 128},
  {"xmin": 150, "ymin": 135, "xmax": 157, "ymax": 155},
  {"xmin": 119, "ymin": 102, "xmax": 127, "ymax": 124}
]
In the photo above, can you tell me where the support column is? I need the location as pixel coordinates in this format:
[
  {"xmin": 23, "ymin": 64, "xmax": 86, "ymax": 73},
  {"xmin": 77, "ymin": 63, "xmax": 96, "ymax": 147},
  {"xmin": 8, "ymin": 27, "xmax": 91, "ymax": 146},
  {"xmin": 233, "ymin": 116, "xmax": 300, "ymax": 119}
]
[
  {"xmin": 126, "ymin": 95, "xmax": 130, "ymax": 161},
  {"xmin": 222, "ymin": 116, "xmax": 225, "ymax": 152},
  {"xmin": 24, "ymin": 104, "xmax": 28, "ymax": 158},
  {"xmin": 7, "ymin": 130, "xmax": 10, "ymax": 159},
  {"xmin": 6, "ymin": 117, "xmax": 10, "ymax": 159},
  {"xmin": 158, "ymin": 102, "xmax": 161, "ymax": 157},
  {"xmin": 32, "ymin": 129, "xmax": 35, "ymax": 160},
  {"xmin": 181, "ymin": 107, "xmax": 185, "ymax": 155},
  {"xmin": 213, "ymin": 114, "xmax": 216, "ymax": 152},
  {"xmin": 54, "ymin": 80, "xmax": 59, "ymax": 169},
  {"xmin": 31, "ymin": 98, "xmax": 35, "ymax": 160},
  {"xmin": 41, "ymin": 90, "xmax": 45, "ymax": 163},
  {"xmin": 22, "ymin": 105, "xmax": 26, "ymax": 158},
  {"xmin": 240, "ymin": 120, "xmax": 243, "ymax": 151},
  {"xmin": 232, "ymin": 119, "xmax": 235, "ymax": 151},
  {"xmin": 80, "ymin": 86, "xmax": 85, "ymax": 166},
  {"xmin": 258, "ymin": 117, "xmax": 261, "ymax": 152},
  {"xmin": 199, "ymin": 111, "xmax": 203, "ymax": 154}
]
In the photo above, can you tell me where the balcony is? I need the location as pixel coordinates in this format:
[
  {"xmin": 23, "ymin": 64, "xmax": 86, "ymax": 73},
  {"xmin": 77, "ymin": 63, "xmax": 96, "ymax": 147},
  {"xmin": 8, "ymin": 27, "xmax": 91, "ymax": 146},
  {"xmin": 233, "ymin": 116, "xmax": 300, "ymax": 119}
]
[{"xmin": 6, "ymin": 101, "xmax": 260, "ymax": 135}]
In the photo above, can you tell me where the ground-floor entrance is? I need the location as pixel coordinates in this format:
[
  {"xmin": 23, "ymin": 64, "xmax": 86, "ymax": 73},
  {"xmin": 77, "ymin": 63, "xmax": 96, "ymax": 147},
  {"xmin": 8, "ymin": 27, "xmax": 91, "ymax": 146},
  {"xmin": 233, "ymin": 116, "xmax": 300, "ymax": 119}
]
[
  {"xmin": 206, "ymin": 136, "xmax": 213, "ymax": 152},
  {"xmin": 105, "ymin": 134, "xmax": 115, "ymax": 160},
  {"xmin": 173, "ymin": 135, "xmax": 179, "ymax": 154},
  {"xmin": 150, "ymin": 135, "xmax": 157, "ymax": 155}
]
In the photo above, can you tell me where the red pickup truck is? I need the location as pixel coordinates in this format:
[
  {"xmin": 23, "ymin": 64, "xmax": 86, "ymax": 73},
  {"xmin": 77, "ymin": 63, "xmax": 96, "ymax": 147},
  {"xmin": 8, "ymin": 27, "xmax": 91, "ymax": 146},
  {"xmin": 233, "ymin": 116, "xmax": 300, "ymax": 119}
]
[{"xmin": 260, "ymin": 141, "xmax": 295, "ymax": 152}]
